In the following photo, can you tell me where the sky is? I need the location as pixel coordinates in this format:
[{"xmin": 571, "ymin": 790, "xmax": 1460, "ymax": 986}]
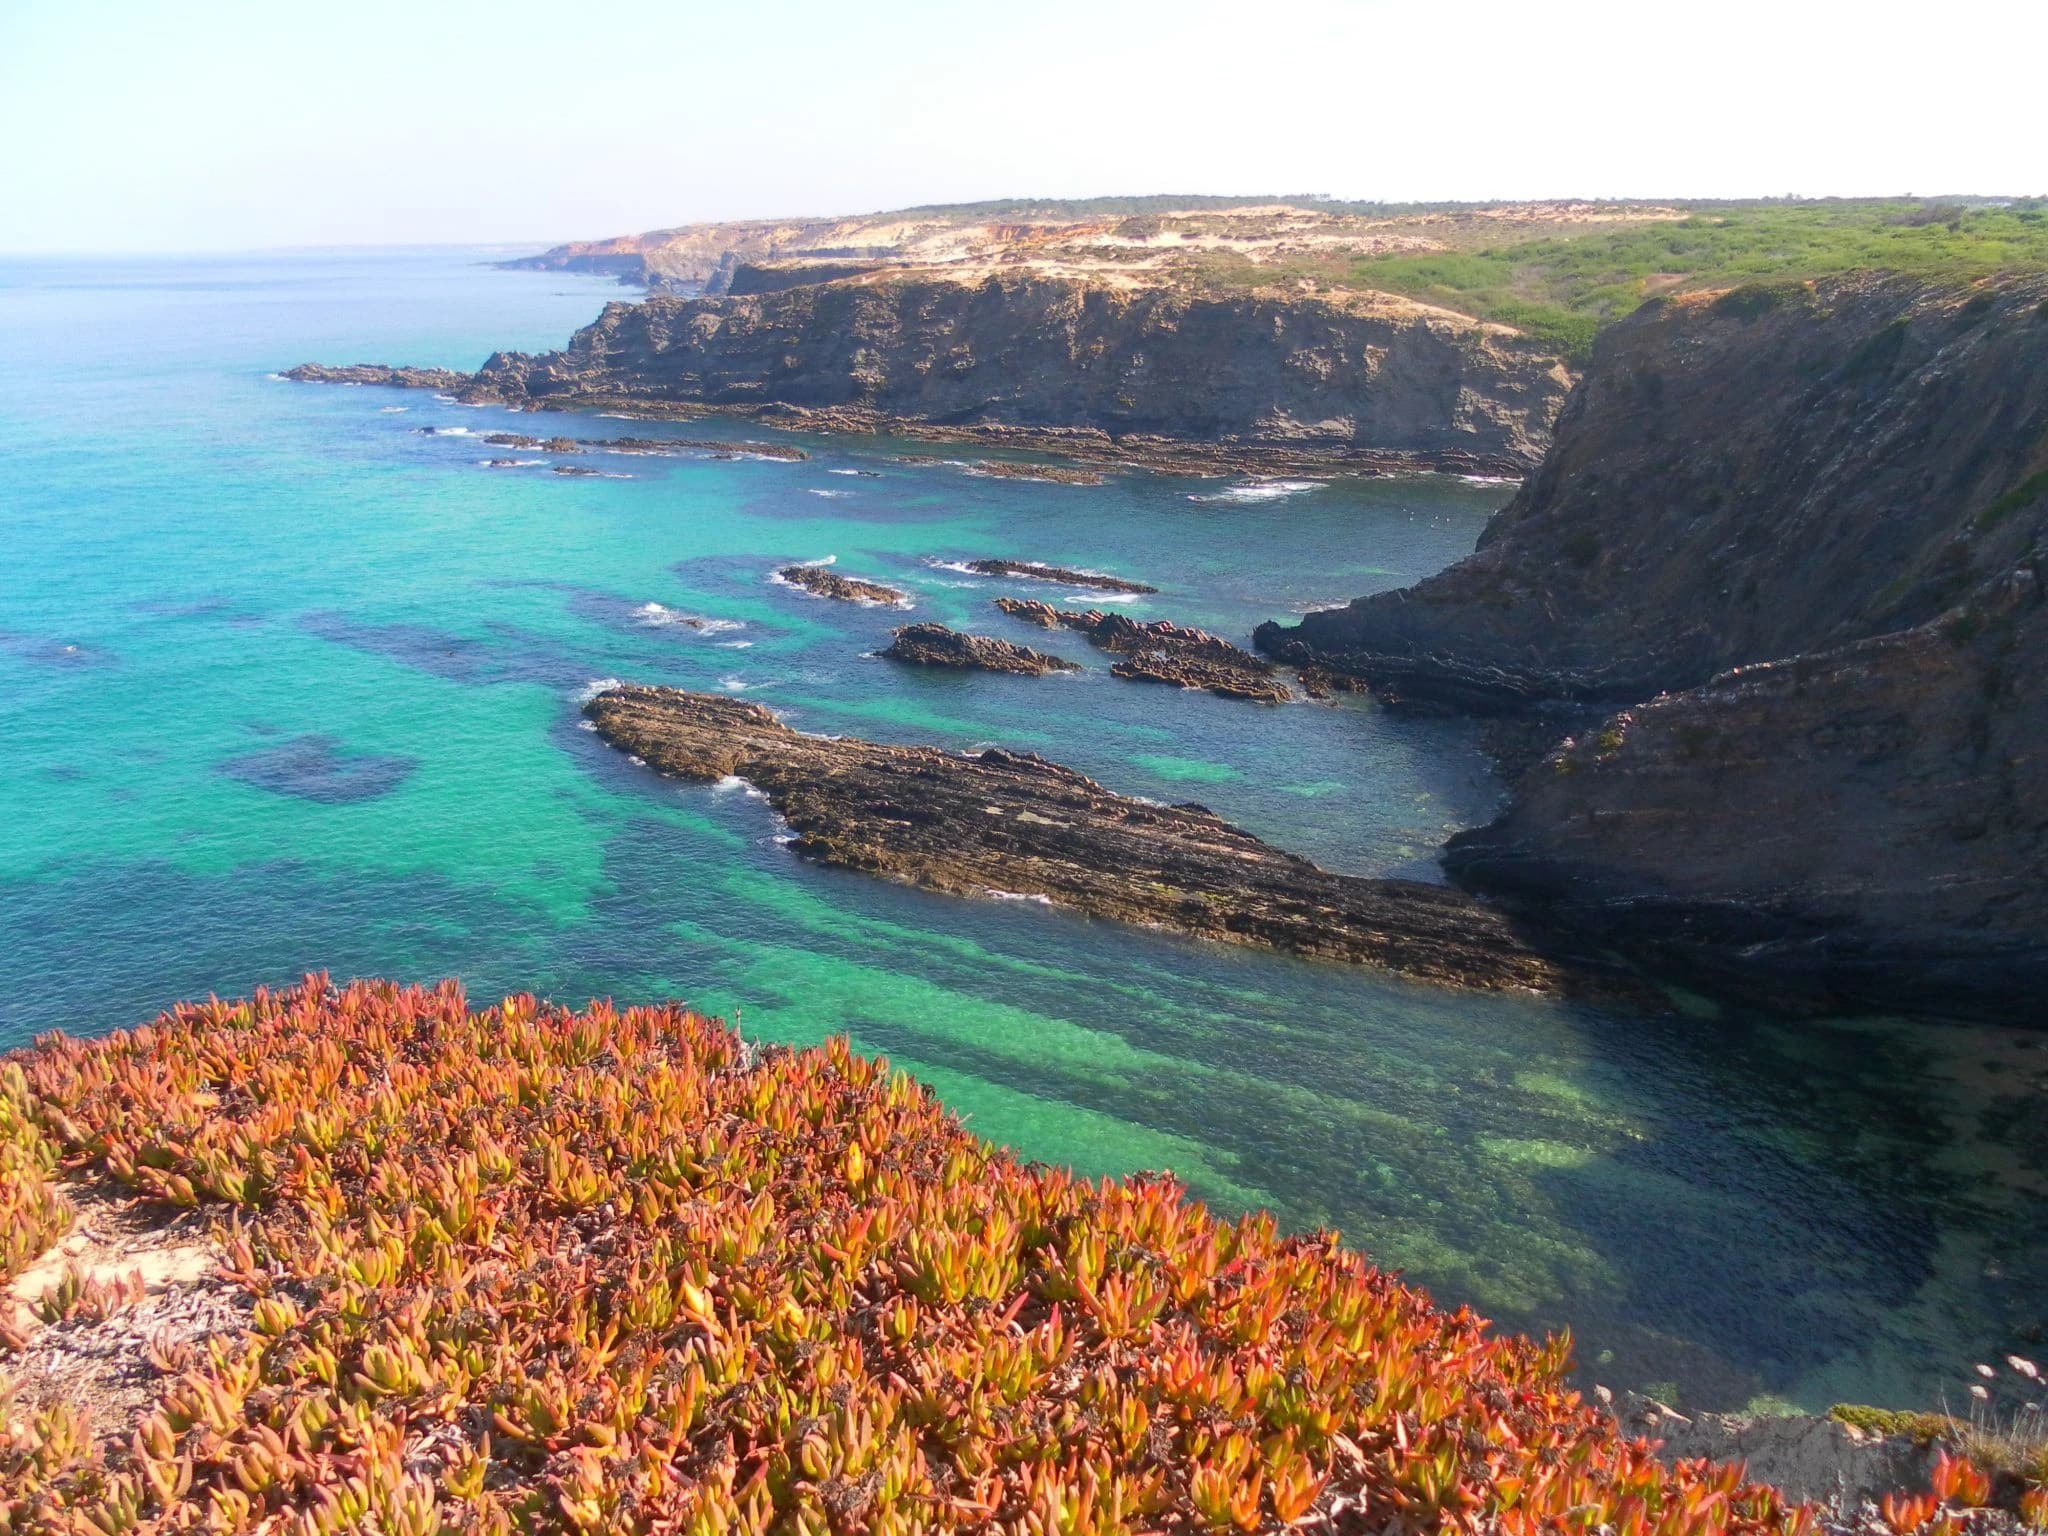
[{"xmin": 2, "ymin": 0, "xmax": 2041, "ymax": 253}]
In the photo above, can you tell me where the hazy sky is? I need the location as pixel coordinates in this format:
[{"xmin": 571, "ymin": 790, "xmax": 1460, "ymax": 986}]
[{"xmin": 3, "ymin": 0, "xmax": 2040, "ymax": 253}]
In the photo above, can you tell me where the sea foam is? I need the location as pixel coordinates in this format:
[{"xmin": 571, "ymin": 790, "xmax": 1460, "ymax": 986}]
[{"xmin": 1186, "ymin": 479, "xmax": 1322, "ymax": 504}]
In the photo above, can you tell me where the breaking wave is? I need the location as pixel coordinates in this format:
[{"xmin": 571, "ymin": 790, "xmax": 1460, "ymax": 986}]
[{"xmin": 1186, "ymin": 479, "xmax": 1322, "ymax": 504}]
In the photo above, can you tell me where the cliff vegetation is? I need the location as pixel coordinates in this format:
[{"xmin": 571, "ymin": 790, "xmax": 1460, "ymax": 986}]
[
  {"xmin": 1206, "ymin": 200, "xmax": 2048, "ymax": 361},
  {"xmin": 0, "ymin": 978, "xmax": 1839, "ymax": 1534},
  {"xmin": 509, "ymin": 197, "xmax": 2048, "ymax": 367}
]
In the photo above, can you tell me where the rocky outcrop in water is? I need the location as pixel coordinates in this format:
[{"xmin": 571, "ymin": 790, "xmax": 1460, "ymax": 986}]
[
  {"xmin": 776, "ymin": 566, "xmax": 907, "ymax": 605},
  {"xmin": 966, "ymin": 461, "xmax": 1106, "ymax": 486},
  {"xmin": 880, "ymin": 623, "xmax": 1078, "ymax": 675},
  {"xmin": 1257, "ymin": 274, "xmax": 2048, "ymax": 1020},
  {"xmin": 281, "ymin": 363, "xmax": 468, "ymax": 391},
  {"xmin": 962, "ymin": 560, "xmax": 1157, "ymax": 594},
  {"xmin": 997, "ymin": 600, "xmax": 1290, "ymax": 702},
  {"xmin": 462, "ymin": 273, "xmax": 1570, "ymax": 472},
  {"xmin": 481, "ymin": 431, "xmax": 808, "ymax": 461},
  {"xmin": 583, "ymin": 686, "xmax": 1640, "ymax": 998}
]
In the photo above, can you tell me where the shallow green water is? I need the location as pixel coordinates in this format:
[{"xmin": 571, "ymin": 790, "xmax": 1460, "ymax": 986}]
[{"xmin": 1, "ymin": 249, "xmax": 2041, "ymax": 1412}]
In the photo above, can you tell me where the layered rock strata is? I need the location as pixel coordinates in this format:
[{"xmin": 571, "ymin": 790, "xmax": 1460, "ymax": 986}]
[
  {"xmin": 584, "ymin": 686, "xmax": 1638, "ymax": 998},
  {"xmin": 961, "ymin": 560, "xmax": 1157, "ymax": 593},
  {"xmin": 482, "ymin": 431, "xmax": 808, "ymax": 462},
  {"xmin": 462, "ymin": 273, "xmax": 1569, "ymax": 473},
  {"xmin": 1257, "ymin": 274, "xmax": 2048, "ymax": 1019},
  {"xmin": 997, "ymin": 599, "xmax": 1290, "ymax": 703},
  {"xmin": 880, "ymin": 623, "xmax": 1078, "ymax": 675},
  {"xmin": 776, "ymin": 566, "xmax": 908, "ymax": 605}
]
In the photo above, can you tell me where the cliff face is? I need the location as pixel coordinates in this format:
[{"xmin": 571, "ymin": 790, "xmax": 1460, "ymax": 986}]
[
  {"xmin": 466, "ymin": 273, "xmax": 1570, "ymax": 468},
  {"xmin": 497, "ymin": 216, "xmax": 899, "ymax": 290},
  {"xmin": 1445, "ymin": 572, "xmax": 2046, "ymax": 1018},
  {"xmin": 1258, "ymin": 273, "xmax": 2048, "ymax": 1019},
  {"xmin": 1257, "ymin": 276, "xmax": 2048, "ymax": 708},
  {"xmin": 495, "ymin": 198, "xmax": 1695, "ymax": 295}
]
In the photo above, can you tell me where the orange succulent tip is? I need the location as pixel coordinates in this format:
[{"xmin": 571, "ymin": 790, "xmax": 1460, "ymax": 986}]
[
  {"xmin": 2014, "ymin": 1485, "xmax": 2048, "ymax": 1532},
  {"xmin": 1930, "ymin": 1449, "xmax": 1992, "ymax": 1509},
  {"xmin": 0, "ymin": 977, "xmax": 1824, "ymax": 1534}
]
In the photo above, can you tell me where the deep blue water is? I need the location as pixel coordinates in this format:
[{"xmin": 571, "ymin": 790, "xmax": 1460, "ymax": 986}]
[{"xmin": 1, "ymin": 247, "xmax": 2041, "ymax": 1413}]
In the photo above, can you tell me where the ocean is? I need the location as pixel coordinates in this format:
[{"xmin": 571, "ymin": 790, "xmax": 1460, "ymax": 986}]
[{"xmin": 1, "ymin": 246, "xmax": 2040, "ymax": 1412}]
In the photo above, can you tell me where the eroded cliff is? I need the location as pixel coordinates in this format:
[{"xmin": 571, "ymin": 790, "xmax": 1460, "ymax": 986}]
[
  {"xmin": 464, "ymin": 272, "xmax": 1571, "ymax": 470},
  {"xmin": 1257, "ymin": 273, "xmax": 2048, "ymax": 1019},
  {"xmin": 1256, "ymin": 275, "xmax": 2048, "ymax": 707}
]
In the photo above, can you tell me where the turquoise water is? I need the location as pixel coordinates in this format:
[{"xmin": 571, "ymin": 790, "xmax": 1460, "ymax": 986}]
[{"xmin": 2, "ymin": 248, "xmax": 2042, "ymax": 1412}]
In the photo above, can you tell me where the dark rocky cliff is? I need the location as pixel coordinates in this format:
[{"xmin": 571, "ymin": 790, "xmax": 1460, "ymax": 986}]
[
  {"xmin": 1257, "ymin": 276, "xmax": 2048, "ymax": 708},
  {"xmin": 1445, "ymin": 573, "xmax": 2046, "ymax": 1018},
  {"xmin": 1258, "ymin": 273, "xmax": 2048, "ymax": 1019},
  {"xmin": 465, "ymin": 273, "xmax": 1571, "ymax": 468}
]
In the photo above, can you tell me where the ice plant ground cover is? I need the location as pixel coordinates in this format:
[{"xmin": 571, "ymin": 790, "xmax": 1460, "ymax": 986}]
[{"xmin": 0, "ymin": 978, "xmax": 1842, "ymax": 1533}]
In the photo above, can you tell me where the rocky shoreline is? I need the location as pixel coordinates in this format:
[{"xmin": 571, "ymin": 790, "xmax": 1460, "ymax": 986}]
[
  {"xmin": 481, "ymin": 430, "xmax": 808, "ymax": 462},
  {"xmin": 583, "ymin": 685, "xmax": 1647, "ymax": 1000},
  {"xmin": 1257, "ymin": 274, "xmax": 2048, "ymax": 1022},
  {"xmin": 962, "ymin": 460, "xmax": 1106, "ymax": 486},
  {"xmin": 284, "ymin": 366, "xmax": 1534, "ymax": 480},
  {"xmin": 461, "ymin": 272, "xmax": 1566, "ymax": 470},
  {"xmin": 759, "ymin": 407, "xmax": 1530, "ymax": 478},
  {"xmin": 881, "ymin": 623, "xmax": 1078, "ymax": 675},
  {"xmin": 283, "ymin": 244, "xmax": 1573, "ymax": 481},
  {"xmin": 997, "ymin": 599, "xmax": 1292, "ymax": 702}
]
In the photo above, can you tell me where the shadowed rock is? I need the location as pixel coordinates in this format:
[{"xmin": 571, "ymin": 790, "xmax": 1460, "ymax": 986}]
[
  {"xmin": 1254, "ymin": 274, "xmax": 2048, "ymax": 1021},
  {"xmin": 881, "ymin": 623, "xmax": 1079, "ymax": 675},
  {"xmin": 996, "ymin": 599, "xmax": 1288, "ymax": 702},
  {"xmin": 584, "ymin": 685, "xmax": 1643, "ymax": 1000},
  {"xmin": 0, "ymin": 630, "xmax": 115, "ymax": 669}
]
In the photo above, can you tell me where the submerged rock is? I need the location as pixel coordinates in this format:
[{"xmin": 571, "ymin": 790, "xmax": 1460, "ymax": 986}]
[
  {"xmin": 996, "ymin": 599, "xmax": 1289, "ymax": 702},
  {"xmin": 584, "ymin": 685, "xmax": 1642, "ymax": 999},
  {"xmin": 880, "ymin": 623, "xmax": 1078, "ymax": 675},
  {"xmin": 961, "ymin": 559, "xmax": 1157, "ymax": 594},
  {"xmin": 216, "ymin": 733, "xmax": 415, "ymax": 804}
]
